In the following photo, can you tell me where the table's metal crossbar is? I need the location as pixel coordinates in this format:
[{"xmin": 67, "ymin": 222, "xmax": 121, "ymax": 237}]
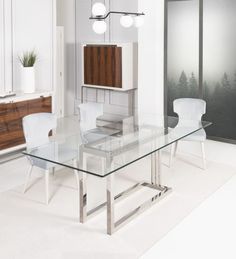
[{"xmin": 78, "ymin": 150, "xmax": 172, "ymax": 235}]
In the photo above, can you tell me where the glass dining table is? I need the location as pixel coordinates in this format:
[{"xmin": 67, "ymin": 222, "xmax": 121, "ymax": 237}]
[{"xmin": 23, "ymin": 113, "xmax": 212, "ymax": 235}]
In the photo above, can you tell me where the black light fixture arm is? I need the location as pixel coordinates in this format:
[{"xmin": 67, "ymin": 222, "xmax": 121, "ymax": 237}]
[{"xmin": 89, "ymin": 11, "xmax": 145, "ymax": 20}]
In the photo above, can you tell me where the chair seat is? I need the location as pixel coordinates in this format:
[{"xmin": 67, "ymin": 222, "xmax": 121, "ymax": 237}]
[
  {"xmin": 29, "ymin": 143, "xmax": 78, "ymax": 170},
  {"xmin": 170, "ymin": 127, "xmax": 206, "ymax": 142},
  {"xmin": 29, "ymin": 157, "xmax": 55, "ymax": 170},
  {"xmin": 182, "ymin": 128, "xmax": 206, "ymax": 142},
  {"xmin": 82, "ymin": 128, "xmax": 119, "ymax": 143}
]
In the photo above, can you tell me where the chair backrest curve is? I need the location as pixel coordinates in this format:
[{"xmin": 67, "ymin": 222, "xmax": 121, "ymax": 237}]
[
  {"xmin": 23, "ymin": 113, "xmax": 57, "ymax": 150},
  {"xmin": 78, "ymin": 102, "xmax": 103, "ymax": 132},
  {"xmin": 173, "ymin": 98, "xmax": 206, "ymax": 128}
]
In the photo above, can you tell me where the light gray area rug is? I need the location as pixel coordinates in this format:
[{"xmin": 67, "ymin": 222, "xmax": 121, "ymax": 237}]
[{"xmin": 0, "ymin": 154, "xmax": 235, "ymax": 259}]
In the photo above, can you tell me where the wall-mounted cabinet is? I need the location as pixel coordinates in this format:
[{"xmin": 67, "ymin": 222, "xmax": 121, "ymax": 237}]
[
  {"xmin": 81, "ymin": 43, "xmax": 138, "ymax": 91},
  {"xmin": 84, "ymin": 45, "xmax": 122, "ymax": 89},
  {"xmin": 0, "ymin": 0, "xmax": 13, "ymax": 94}
]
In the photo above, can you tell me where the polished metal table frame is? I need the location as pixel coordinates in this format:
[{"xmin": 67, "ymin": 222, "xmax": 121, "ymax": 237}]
[{"xmin": 78, "ymin": 146, "xmax": 171, "ymax": 235}]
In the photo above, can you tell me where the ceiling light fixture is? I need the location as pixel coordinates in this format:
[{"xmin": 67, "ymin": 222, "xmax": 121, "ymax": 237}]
[
  {"xmin": 120, "ymin": 15, "xmax": 133, "ymax": 28},
  {"xmin": 92, "ymin": 2, "xmax": 107, "ymax": 17},
  {"xmin": 134, "ymin": 15, "xmax": 144, "ymax": 28},
  {"xmin": 90, "ymin": 3, "xmax": 145, "ymax": 34},
  {"xmin": 92, "ymin": 20, "xmax": 107, "ymax": 34}
]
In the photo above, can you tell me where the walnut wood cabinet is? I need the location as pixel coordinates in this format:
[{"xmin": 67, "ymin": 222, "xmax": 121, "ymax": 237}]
[
  {"xmin": 0, "ymin": 96, "xmax": 52, "ymax": 150},
  {"xmin": 82, "ymin": 43, "xmax": 137, "ymax": 91},
  {"xmin": 84, "ymin": 45, "xmax": 122, "ymax": 88}
]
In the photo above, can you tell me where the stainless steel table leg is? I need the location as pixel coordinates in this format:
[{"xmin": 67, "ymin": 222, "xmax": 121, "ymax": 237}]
[
  {"xmin": 107, "ymin": 174, "xmax": 115, "ymax": 235},
  {"xmin": 151, "ymin": 152, "xmax": 156, "ymax": 185},
  {"xmin": 157, "ymin": 150, "xmax": 162, "ymax": 186},
  {"xmin": 78, "ymin": 149, "xmax": 170, "ymax": 235},
  {"xmin": 151, "ymin": 150, "xmax": 162, "ymax": 186},
  {"xmin": 128, "ymin": 90, "xmax": 134, "ymax": 116},
  {"xmin": 79, "ymin": 146, "xmax": 87, "ymax": 223},
  {"xmin": 79, "ymin": 172, "xmax": 87, "ymax": 223}
]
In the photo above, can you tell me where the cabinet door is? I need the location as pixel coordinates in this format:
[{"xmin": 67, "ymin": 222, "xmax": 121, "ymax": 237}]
[
  {"xmin": 84, "ymin": 45, "xmax": 122, "ymax": 88},
  {"xmin": 0, "ymin": 0, "xmax": 13, "ymax": 94},
  {"xmin": 0, "ymin": 96, "xmax": 52, "ymax": 150}
]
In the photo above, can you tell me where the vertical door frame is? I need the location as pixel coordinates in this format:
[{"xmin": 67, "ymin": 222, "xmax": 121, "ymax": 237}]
[{"xmin": 199, "ymin": 0, "xmax": 203, "ymax": 98}]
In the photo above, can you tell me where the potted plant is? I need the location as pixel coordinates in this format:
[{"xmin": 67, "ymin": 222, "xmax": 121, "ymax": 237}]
[{"xmin": 19, "ymin": 50, "xmax": 37, "ymax": 93}]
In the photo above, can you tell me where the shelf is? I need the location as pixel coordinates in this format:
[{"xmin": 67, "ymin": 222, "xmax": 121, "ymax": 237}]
[
  {"xmin": 82, "ymin": 84, "xmax": 137, "ymax": 92},
  {"xmin": 0, "ymin": 90, "xmax": 53, "ymax": 104}
]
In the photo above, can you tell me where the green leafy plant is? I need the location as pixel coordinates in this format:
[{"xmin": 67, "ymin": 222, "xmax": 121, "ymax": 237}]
[{"xmin": 19, "ymin": 51, "xmax": 37, "ymax": 67}]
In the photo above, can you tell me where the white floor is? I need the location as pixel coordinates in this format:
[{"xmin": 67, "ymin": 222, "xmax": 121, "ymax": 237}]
[
  {"xmin": 142, "ymin": 174, "xmax": 236, "ymax": 259},
  {"xmin": 0, "ymin": 149, "xmax": 236, "ymax": 259}
]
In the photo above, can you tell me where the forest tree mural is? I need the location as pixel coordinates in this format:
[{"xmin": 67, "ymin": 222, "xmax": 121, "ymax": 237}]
[
  {"xmin": 167, "ymin": 71, "xmax": 236, "ymax": 140},
  {"xmin": 167, "ymin": 0, "xmax": 236, "ymax": 142}
]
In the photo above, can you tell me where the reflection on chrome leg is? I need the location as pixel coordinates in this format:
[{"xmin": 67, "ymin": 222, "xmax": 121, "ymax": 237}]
[
  {"xmin": 107, "ymin": 174, "xmax": 115, "ymax": 235},
  {"xmin": 151, "ymin": 150, "xmax": 162, "ymax": 186},
  {"xmin": 79, "ymin": 172, "xmax": 87, "ymax": 223}
]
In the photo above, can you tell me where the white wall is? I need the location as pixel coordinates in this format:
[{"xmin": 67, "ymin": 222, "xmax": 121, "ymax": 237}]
[
  {"xmin": 138, "ymin": 0, "xmax": 165, "ymax": 115},
  {"xmin": 12, "ymin": 0, "xmax": 55, "ymax": 92},
  {"xmin": 57, "ymin": 0, "xmax": 76, "ymax": 115}
]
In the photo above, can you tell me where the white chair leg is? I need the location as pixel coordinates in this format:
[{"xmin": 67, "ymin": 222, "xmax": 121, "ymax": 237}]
[
  {"xmin": 52, "ymin": 167, "xmax": 55, "ymax": 177},
  {"xmin": 101, "ymin": 157, "xmax": 105, "ymax": 172},
  {"xmin": 174, "ymin": 141, "xmax": 178, "ymax": 156},
  {"xmin": 169, "ymin": 144, "xmax": 174, "ymax": 167},
  {"xmin": 45, "ymin": 169, "xmax": 50, "ymax": 205},
  {"xmin": 73, "ymin": 159, "xmax": 79, "ymax": 191},
  {"xmin": 169, "ymin": 141, "xmax": 178, "ymax": 168},
  {"xmin": 201, "ymin": 142, "xmax": 206, "ymax": 170},
  {"xmin": 23, "ymin": 165, "xmax": 33, "ymax": 193}
]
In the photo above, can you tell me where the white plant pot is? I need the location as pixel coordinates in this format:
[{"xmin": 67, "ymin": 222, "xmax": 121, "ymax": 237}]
[{"xmin": 21, "ymin": 67, "xmax": 35, "ymax": 94}]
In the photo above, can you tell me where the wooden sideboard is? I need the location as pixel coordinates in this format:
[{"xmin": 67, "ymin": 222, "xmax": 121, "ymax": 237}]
[{"xmin": 0, "ymin": 96, "xmax": 52, "ymax": 150}]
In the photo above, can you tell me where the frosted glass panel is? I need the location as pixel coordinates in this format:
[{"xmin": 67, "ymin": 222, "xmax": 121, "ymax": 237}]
[
  {"xmin": 167, "ymin": 0, "xmax": 199, "ymax": 116},
  {"xmin": 166, "ymin": 0, "xmax": 236, "ymax": 142},
  {"xmin": 203, "ymin": 0, "xmax": 236, "ymax": 141}
]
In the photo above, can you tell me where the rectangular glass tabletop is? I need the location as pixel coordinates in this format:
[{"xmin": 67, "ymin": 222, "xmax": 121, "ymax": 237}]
[{"xmin": 23, "ymin": 114, "xmax": 212, "ymax": 177}]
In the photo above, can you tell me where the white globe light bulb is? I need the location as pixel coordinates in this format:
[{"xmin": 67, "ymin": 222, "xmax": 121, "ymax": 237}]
[
  {"xmin": 134, "ymin": 15, "xmax": 144, "ymax": 28},
  {"xmin": 92, "ymin": 3, "xmax": 106, "ymax": 16},
  {"xmin": 92, "ymin": 20, "xmax": 107, "ymax": 34},
  {"xmin": 120, "ymin": 15, "xmax": 133, "ymax": 28}
]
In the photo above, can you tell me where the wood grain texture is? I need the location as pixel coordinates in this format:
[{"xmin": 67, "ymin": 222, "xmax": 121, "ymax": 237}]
[
  {"xmin": 84, "ymin": 45, "xmax": 122, "ymax": 88},
  {"xmin": 0, "ymin": 96, "xmax": 52, "ymax": 150}
]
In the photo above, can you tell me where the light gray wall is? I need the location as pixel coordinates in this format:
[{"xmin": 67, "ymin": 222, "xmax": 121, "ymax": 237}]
[
  {"xmin": 57, "ymin": 0, "xmax": 76, "ymax": 115},
  {"xmin": 138, "ymin": 0, "xmax": 165, "ymax": 115}
]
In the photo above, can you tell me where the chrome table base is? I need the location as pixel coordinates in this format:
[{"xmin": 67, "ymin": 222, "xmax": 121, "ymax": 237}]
[
  {"xmin": 79, "ymin": 150, "xmax": 172, "ymax": 235},
  {"xmin": 106, "ymin": 179, "xmax": 172, "ymax": 235}
]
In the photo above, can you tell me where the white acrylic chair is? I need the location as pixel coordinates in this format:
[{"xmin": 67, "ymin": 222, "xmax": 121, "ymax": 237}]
[
  {"xmin": 78, "ymin": 102, "xmax": 105, "ymax": 143},
  {"xmin": 169, "ymin": 98, "xmax": 207, "ymax": 169},
  {"xmin": 78, "ymin": 102, "xmax": 109, "ymax": 172},
  {"xmin": 22, "ymin": 113, "xmax": 79, "ymax": 204}
]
